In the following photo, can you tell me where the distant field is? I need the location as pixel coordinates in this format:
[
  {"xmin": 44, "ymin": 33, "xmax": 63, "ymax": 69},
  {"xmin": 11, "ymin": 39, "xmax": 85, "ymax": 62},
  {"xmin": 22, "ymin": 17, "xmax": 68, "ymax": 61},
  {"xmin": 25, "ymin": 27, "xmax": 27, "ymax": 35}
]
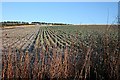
[
  {"xmin": 2, "ymin": 25, "xmax": 119, "ymax": 80},
  {"xmin": 1, "ymin": 25, "xmax": 36, "ymax": 29}
]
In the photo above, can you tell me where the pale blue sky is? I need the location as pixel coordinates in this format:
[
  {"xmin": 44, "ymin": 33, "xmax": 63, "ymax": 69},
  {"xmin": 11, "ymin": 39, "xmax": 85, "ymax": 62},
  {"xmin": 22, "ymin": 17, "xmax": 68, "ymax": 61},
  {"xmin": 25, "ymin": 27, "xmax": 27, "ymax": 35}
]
[{"xmin": 2, "ymin": 2, "xmax": 118, "ymax": 24}]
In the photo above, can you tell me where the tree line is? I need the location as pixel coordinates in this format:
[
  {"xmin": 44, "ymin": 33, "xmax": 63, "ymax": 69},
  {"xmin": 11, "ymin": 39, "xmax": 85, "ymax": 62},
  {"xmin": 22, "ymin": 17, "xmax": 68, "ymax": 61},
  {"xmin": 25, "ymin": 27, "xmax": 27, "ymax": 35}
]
[
  {"xmin": 0, "ymin": 21, "xmax": 71, "ymax": 27},
  {"xmin": 1, "ymin": 21, "xmax": 29, "ymax": 27},
  {"xmin": 31, "ymin": 22, "xmax": 70, "ymax": 25}
]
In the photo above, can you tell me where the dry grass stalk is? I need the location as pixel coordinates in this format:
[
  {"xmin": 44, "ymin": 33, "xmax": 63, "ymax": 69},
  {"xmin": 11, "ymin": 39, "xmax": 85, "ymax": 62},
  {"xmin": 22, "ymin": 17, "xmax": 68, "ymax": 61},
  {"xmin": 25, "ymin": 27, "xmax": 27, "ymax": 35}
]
[{"xmin": 79, "ymin": 46, "xmax": 93, "ymax": 80}]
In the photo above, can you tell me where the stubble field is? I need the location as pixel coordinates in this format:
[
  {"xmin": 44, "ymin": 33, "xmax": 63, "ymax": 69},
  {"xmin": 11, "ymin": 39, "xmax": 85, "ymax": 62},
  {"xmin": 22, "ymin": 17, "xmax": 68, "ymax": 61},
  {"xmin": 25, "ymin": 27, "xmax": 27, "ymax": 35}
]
[{"xmin": 1, "ymin": 25, "xmax": 119, "ymax": 80}]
